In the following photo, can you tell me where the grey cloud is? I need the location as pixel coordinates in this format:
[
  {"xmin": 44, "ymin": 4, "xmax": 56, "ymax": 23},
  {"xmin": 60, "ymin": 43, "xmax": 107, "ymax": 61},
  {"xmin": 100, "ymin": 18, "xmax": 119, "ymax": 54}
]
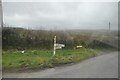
[{"xmin": 2, "ymin": 2, "xmax": 118, "ymax": 30}]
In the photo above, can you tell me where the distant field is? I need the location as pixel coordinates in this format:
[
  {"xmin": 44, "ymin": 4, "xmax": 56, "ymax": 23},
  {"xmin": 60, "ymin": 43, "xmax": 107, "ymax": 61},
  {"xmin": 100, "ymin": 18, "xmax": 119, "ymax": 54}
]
[{"xmin": 3, "ymin": 48, "xmax": 98, "ymax": 72}]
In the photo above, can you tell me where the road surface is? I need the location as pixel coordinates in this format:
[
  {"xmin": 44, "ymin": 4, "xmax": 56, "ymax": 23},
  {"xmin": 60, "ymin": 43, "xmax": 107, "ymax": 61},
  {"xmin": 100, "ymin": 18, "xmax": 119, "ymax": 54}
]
[{"xmin": 3, "ymin": 51, "xmax": 118, "ymax": 78}]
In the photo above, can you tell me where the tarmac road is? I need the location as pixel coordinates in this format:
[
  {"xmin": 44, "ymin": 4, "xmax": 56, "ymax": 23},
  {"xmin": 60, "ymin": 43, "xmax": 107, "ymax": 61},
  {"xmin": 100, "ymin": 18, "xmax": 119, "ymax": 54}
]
[{"xmin": 3, "ymin": 51, "xmax": 118, "ymax": 78}]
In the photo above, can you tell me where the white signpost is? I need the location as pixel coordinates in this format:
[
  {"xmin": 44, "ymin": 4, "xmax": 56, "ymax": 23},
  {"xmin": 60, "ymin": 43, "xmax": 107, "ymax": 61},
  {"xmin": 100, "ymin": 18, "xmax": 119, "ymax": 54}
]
[
  {"xmin": 53, "ymin": 36, "xmax": 56, "ymax": 56},
  {"xmin": 53, "ymin": 36, "xmax": 65, "ymax": 56}
]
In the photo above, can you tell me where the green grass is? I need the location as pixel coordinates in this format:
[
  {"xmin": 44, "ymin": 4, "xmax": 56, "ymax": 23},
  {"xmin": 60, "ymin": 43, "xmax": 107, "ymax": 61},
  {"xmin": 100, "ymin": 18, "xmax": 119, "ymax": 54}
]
[{"xmin": 3, "ymin": 48, "xmax": 99, "ymax": 72}]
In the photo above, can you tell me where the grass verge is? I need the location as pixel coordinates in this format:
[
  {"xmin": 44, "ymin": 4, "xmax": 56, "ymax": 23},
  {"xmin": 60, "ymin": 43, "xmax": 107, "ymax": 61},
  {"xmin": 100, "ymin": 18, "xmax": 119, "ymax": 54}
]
[{"xmin": 3, "ymin": 48, "xmax": 99, "ymax": 72}]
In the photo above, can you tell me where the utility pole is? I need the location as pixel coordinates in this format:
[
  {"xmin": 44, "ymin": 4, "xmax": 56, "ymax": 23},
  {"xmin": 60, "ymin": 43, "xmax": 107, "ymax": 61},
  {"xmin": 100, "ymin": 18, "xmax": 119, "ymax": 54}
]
[
  {"xmin": 53, "ymin": 36, "xmax": 56, "ymax": 56},
  {"xmin": 0, "ymin": 0, "xmax": 3, "ymax": 28},
  {"xmin": 109, "ymin": 22, "xmax": 110, "ymax": 31}
]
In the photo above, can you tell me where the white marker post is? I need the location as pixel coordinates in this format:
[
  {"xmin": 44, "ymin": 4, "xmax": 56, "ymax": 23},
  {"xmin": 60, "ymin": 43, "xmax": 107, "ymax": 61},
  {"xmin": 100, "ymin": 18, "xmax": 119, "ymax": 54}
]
[{"xmin": 53, "ymin": 36, "xmax": 56, "ymax": 56}]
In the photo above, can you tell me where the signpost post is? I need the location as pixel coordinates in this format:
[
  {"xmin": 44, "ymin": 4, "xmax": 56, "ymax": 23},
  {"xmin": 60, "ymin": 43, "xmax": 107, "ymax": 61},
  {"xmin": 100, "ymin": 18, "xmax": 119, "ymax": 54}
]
[
  {"xmin": 53, "ymin": 36, "xmax": 65, "ymax": 56},
  {"xmin": 53, "ymin": 36, "xmax": 56, "ymax": 56}
]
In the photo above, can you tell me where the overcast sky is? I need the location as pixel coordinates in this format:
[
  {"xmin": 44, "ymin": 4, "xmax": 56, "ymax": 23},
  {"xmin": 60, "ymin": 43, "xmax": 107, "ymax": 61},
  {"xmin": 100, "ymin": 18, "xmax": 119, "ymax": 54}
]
[{"xmin": 2, "ymin": 0, "xmax": 118, "ymax": 30}]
